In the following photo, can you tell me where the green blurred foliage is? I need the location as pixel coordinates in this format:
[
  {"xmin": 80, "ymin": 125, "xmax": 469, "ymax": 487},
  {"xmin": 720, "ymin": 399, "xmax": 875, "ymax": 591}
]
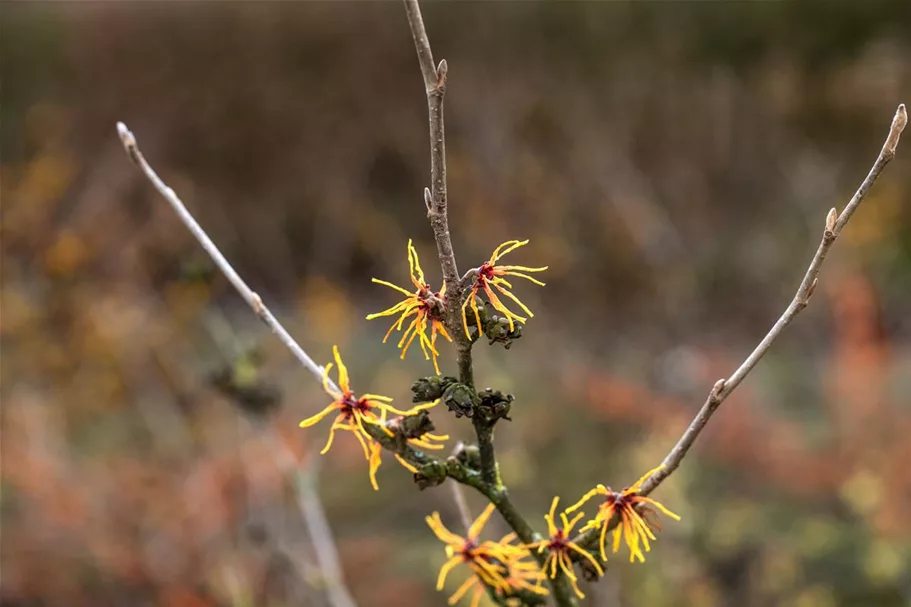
[{"xmin": 2, "ymin": 2, "xmax": 910, "ymax": 606}]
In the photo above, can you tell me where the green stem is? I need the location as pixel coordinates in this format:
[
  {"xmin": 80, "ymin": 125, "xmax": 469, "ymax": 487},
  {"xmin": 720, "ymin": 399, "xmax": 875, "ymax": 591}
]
[
  {"xmin": 456, "ymin": 344, "xmax": 474, "ymax": 387},
  {"xmin": 472, "ymin": 417, "xmax": 500, "ymax": 487}
]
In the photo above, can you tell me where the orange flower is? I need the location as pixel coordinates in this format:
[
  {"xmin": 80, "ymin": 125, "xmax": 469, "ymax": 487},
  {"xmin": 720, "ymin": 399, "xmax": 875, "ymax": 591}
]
[
  {"xmin": 367, "ymin": 239, "xmax": 452, "ymax": 374},
  {"xmin": 525, "ymin": 497, "xmax": 603, "ymax": 598},
  {"xmin": 566, "ymin": 465, "xmax": 680, "ymax": 563},
  {"xmin": 426, "ymin": 504, "xmax": 546, "ymax": 606},
  {"xmin": 461, "ymin": 240, "xmax": 547, "ymax": 338},
  {"xmin": 299, "ymin": 346, "xmax": 436, "ymax": 489}
]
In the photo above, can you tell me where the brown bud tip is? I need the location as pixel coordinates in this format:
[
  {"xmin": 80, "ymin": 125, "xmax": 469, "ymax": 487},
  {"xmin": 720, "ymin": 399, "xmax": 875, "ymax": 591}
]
[
  {"xmin": 885, "ymin": 103, "xmax": 907, "ymax": 155},
  {"xmin": 437, "ymin": 59, "xmax": 448, "ymax": 80},
  {"xmin": 896, "ymin": 103, "xmax": 907, "ymax": 131},
  {"xmin": 825, "ymin": 207, "xmax": 838, "ymax": 232}
]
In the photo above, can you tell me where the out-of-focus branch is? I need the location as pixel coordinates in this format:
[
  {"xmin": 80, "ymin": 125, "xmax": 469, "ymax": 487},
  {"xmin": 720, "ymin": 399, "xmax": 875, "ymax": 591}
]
[
  {"xmin": 268, "ymin": 434, "xmax": 357, "ymax": 607},
  {"xmin": 116, "ymin": 122, "xmax": 340, "ymax": 396},
  {"xmin": 290, "ymin": 461, "xmax": 358, "ymax": 607},
  {"xmin": 450, "ymin": 457, "xmax": 473, "ymax": 532},
  {"xmin": 572, "ymin": 103, "xmax": 906, "ymax": 556}
]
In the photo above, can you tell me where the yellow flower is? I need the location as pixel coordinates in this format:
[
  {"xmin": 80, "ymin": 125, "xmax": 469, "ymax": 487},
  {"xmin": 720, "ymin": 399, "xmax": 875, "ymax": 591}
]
[
  {"xmin": 366, "ymin": 440, "xmax": 383, "ymax": 491},
  {"xmin": 299, "ymin": 346, "xmax": 436, "ymax": 489},
  {"xmin": 393, "ymin": 431, "xmax": 450, "ymax": 474},
  {"xmin": 461, "ymin": 240, "xmax": 547, "ymax": 338},
  {"xmin": 525, "ymin": 497, "xmax": 603, "ymax": 599},
  {"xmin": 367, "ymin": 239, "xmax": 452, "ymax": 374},
  {"xmin": 499, "ymin": 545, "xmax": 549, "ymax": 600},
  {"xmin": 426, "ymin": 504, "xmax": 547, "ymax": 606},
  {"xmin": 566, "ymin": 465, "xmax": 681, "ymax": 563}
]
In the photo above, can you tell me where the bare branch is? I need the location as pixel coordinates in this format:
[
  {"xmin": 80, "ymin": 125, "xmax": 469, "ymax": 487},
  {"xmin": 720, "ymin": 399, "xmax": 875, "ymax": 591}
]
[
  {"xmin": 402, "ymin": 1, "xmax": 475, "ymax": 393},
  {"xmin": 459, "ymin": 268, "xmax": 480, "ymax": 292},
  {"xmin": 568, "ymin": 104, "xmax": 906, "ymax": 563},
  {"xmin": 403, "ymin": 0, "xmax": 459, "ymax": 292},
  {"xmin": 402, "ymin": 0, "xmax": 439, "ymax": 94},
  {"xmin": 295, "ymin": 467, "xmax": 358, "ymax": 607},
  {"xmin": 637, "ymin": 103, "xmax": 906, "ymax": 497},
  {"xmin": 116, "ymin": 122, "xmax": 340, "ymax": 396}
]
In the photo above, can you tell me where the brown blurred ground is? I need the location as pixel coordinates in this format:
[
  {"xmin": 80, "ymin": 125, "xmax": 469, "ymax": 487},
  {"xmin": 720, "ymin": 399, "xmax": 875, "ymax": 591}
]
[{"xmin": 2, "ymin": 2, "xmax": 911, "ymax": 606}]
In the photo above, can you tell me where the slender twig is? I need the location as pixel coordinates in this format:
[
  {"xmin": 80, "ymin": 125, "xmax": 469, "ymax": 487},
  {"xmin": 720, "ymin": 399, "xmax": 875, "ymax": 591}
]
[
  {"xmin": 402, "ymin": 0, "xmax": 458, "ymax": 289},
  {"xmin": 571, "ymin": 103, "xmax": 906, "ymax": 556},
  {"xmin": 639, "ymin": 102, "xmax": 905, "ymax": 497},
  {"xmin": 116, "ymin": 122, "xmax": 340, "ymax": 397},
  {"xmin": 459, "ymin": 268, "xmax": 480, "ymax": 292}
]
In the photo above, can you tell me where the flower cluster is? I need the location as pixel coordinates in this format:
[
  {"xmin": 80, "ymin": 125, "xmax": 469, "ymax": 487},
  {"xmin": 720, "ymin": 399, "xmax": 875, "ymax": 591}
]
[
  {"xmin": 367, "ymin": 238, "xmax": 545, "ymax": 371},
  {"xmin": 461, "ymin": 240, "xmax": 547, "ymax": 338},
  {"xmin": 305, "ymin": 240, "xmax": 681, "ymax": 605},
  {"xmin": 524, "ymin": 497, "xmax": 603, "ymax": 599},
  {"xmin": 427, "ymin": 503, "xmax": 547, "ymax": 607},
  {"xmin": 566, "ymin": 465, "xmax": 681, "ymax": 563},
  {"xmin": 367, "ymin": 240, "xmax": 451, "ymax": 374},
  {"xmin": 298, "ymin": 346, "xmax": 443, "ymax": 490}
]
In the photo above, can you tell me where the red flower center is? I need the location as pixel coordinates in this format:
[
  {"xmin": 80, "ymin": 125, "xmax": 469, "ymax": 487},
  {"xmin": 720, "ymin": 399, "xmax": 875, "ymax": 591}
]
[
  {"xmin": 547, "ymin": 529, "xmax": 568, "ymax": 552},
  {"xmin": 460, "ymin": 538, "xmax": 478, "ymax": 561},
  {"xmin": 478, "ymin": 263, "xmax": 495, "ymax": 280},
  {"xmin": 604, "ymin": 491, "xmax": 629, "ymax": 507},
  {"xmin": 339, "ymin": 395, "xmax": 372, "ymax": 420}
]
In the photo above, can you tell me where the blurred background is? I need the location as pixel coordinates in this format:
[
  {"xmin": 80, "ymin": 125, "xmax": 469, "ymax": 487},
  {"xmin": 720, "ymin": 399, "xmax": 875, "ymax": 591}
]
[{"xmin": 2, "ymin": 2, "xmax": 911, "ymax": 606}]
